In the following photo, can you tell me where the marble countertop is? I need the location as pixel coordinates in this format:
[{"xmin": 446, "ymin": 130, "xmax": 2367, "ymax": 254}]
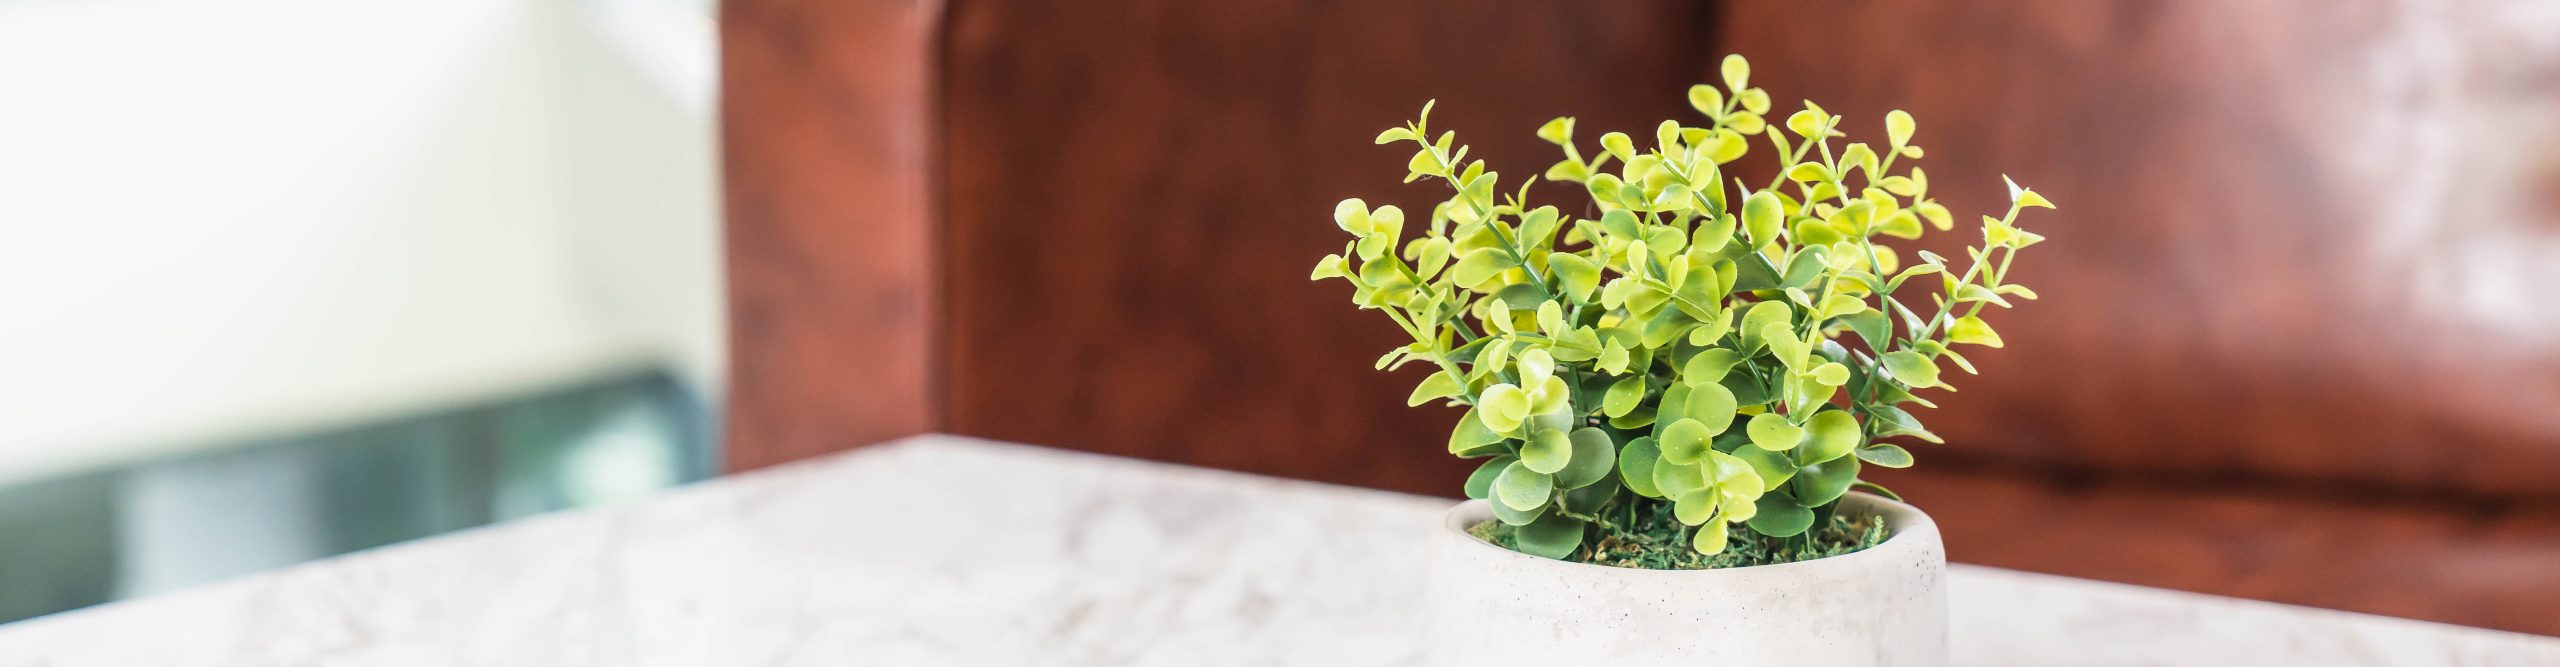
[{"xmin": 2, "ymin": 434, "xmax": 2554, "ymax": 666}]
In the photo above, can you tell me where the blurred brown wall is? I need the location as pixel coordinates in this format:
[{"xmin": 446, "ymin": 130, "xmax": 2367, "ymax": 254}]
[{"xmin": 724, "ymin": 0, "xmax": 2560, "ymax": 635}]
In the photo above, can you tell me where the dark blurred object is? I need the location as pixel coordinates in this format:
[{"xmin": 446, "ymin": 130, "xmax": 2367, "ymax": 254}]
[{"xmin": 721, "ymin": 0, "xmax": 2560, "ymax": 635}]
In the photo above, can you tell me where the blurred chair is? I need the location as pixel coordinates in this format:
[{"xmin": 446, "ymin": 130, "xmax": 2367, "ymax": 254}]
[{"xmin": 722, "ymin": 0, "xmax": 2560, "ymax": 634}]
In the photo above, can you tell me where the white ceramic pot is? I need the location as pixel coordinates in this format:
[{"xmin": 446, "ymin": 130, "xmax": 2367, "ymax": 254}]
[{"xmin": 1424, "ymin": 492, "xmax": 1946, "ymax": 666}]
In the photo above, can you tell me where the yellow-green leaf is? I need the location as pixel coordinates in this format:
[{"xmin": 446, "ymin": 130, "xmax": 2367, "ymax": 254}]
[
  {"xmin": 1810, "ymin": 362, "xmax": 1850, "ymax": 386},
  {"xmin": 1688, "ymin": 85, "xmax": 1724, "ymax": 116},
  {"xmin": 1885, "ymin": 109, "xmax": 1915, "ymax": 148},
  {"xmin": 1449, "ymin": 409, "xmax": 1506, "ymax": 457},
  {"xmin": 1536, "ymin": 117, "xmax": 1574, "ymax": 146},
  {"xmin": 1949, "ymin": 315, "xmax": 2005, "ymax": 348},
  {"xmin": 1479, "ymin": 383, "xmax": 1530, "ymax": 433},
  {"xmin": 1786, "ymin": 109, "xmax": 1825, "ymax": 138},
  {"xmin": 1408, "ymin": 372, "xmax": 1463, "ymax": 406},
  {"xmin": 1682, "ymin": 347, "xmax": 1743, "ymax": 384},
  {"xmin": 1522, "ymin": 427, "xmax": 1572, "ymax": 474},
  {"xmin": 1742, "ymin": 191, "xmax": 1783, "ymax": 244},
  {"xmin": 1691, "ymin": 519, "xmax": 1730, "ymax": 554},
  {"xmin": 1309, "ymin": 254, "xmax": 1347, "ymax": 281},
  {"xmin": 1856, "ymin": 444, "xmax": 1914, "ymax": 468},
  {"xmin": 1660, "ymin": 418, "xmax": 1712, "ymax": 465},
  {"xmin": 1547, "ymin": 253, "xmax": 1600, "ymax": 303},
  {"xmin": 1450, "ymin": 249, "xmax": 1513, "ymax": 288},
  {"xmin": 1881, "ymin": 351, "xmax": 1941, "ymax": 388},
  {"xmin": 1720, "ymin": 54, "xmax": 1750, "ymax": 91},
  {"xmin": 1747, "ymin": 413, "xmax": 1803, "ymax": 451},
  {"xmin": 1600, "ymin": 132, "xmax": 1635, "ymax": 162},
  {"xmin": 1333, "ymin": 198, "xmax": 1369, "ymax": 235},
  {"xmin": 1683, "ymin": 382, "xmax": 1738, "ymax": 435}
]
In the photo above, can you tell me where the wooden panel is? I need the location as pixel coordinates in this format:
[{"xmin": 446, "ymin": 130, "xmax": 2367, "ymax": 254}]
[
  {"xmin": 1722, "ymin": 0, "xmax": 2560, "ymax": 497},
  {"xmin": 720, "ymin": 0, "xmax": 944, "ymax": 471},
  {"xmin": 938, "ymin": 1, "xmax": 1721, "ymax": 493},
  {"xmin": 1881, "ymin": 464, "xmax": 2560, "ymax": 636}
]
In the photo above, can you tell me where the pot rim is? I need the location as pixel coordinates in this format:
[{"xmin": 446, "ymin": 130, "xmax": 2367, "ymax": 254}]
[{"xmin": 1440, "ymin": 491, "xmax": 1938, "ymax": 577}]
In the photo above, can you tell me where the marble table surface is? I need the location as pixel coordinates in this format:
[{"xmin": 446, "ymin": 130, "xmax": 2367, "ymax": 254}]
[{"xmin": 3, "ymin": 434, "xmax": 2555, "ymax": 666}]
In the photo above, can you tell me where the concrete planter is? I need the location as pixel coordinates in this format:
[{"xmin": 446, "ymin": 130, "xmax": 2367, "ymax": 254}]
[{"xmin": 1424, "ymin": 492, "xmax": 1947, "ymax": 666}]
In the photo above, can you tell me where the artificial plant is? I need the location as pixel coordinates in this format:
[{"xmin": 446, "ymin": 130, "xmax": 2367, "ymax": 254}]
[{"xmin": 1312, "ymin": 54, "xmax": 2055, "ymax": 562}]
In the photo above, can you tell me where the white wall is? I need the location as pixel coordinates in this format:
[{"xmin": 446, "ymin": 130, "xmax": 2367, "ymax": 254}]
[{"xmin": 0, "ymin": 0, "xmax": 724, "ymax": 484}]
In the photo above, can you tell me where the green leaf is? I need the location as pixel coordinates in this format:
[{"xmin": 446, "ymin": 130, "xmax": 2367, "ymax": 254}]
[
  {"xmin": 1463, "ymin": 456, "xmax": 1512, "ymax": 500},
  {"xmin": 1853, "ymin": 480, "xmax": 1902, "ymax": 501},
  {"xmin": 1407, "ymin": 372, "xmax": 1463, "ymax": 406},
  {"xmin": 1478, "ymin": 384, "xmax": 1530, "ymax": 433},
  {"xmin": 1521, "ymin": 427, "xmax": 1573, "ymax": 474},
  {"xmin": 1799, "ymin": 409, "xmax": 1861, "ymax": 463},
  {"xmin": 1555, "ymin": 428, "xmax": 1618, "ymax": 489},
  {"xmin": 1746, "ymin": 413, "xmax": 1804, "ymax": 451},
  {"xmin": 1620, "ymin": 436, "xmax": 1664, "ymax": 498},
  {"xmin": 1515, "ymin": 514, "xmax": 1584, "ymax": 559},
  {"xmin": 1651, "ymin": 384, "xmax": 1691, "ymax": 438},
  {"xmin": 1730, "ymin": 445, "xmax": 1796, "ymax": 491},
  {"xmin": 1720, "ymin": 370, "xmax": 1774, "ymax": 406},
  {"xmin": 1536, "ymin": 117, "xmax": 1574, "ymax": 146},
  {"xmin": 1841, "ymin": 309, "xmax": 1889, "ymax": 349},
  {"xmin": 1868, "ymin": 405, "xmax": 1943, "ymax": 443},
  {"xmin": 1881, "ymin": 351, "xmax": 1941, "ymax": 388},
  {"xmin": 1885, "ymin": 109, "xmax": 1915, "ymax": 148},
  {"xmin": 1493, "ymin": 461, "xmax": 1554, "ymax": 512},
  {"xmin": 1741, "ymin": 191, "xmax": 1783, "ymax": 244},
  {"xmin": 1641, "ymin": 307, "xmax": 1698, "ymax": 349},
  {"xmin": 1491, "ymin": 495, "xmax": 1546, "ymax": 526},
  {"xmin": 1560, "ymin": 466, "xmax": 1621, "ymax": 512},
  {"xmin": 1547, "ymin": 253, "xmax": 1601, "ymax": 303},
  {"xmin": 1779, "ymin": 247, "xmax": 1827, "ymax": 288},
  {"xmin": 1660, "ymin": 418, "xmax": 1712, "ymax": 465},
  {"xmin": 1949, "ymin": 315, "xmax": 2004, "ymax": 348},
  {"xmin": 1681, "ymin": 348, "xmax": 1744, "ymax": 383},
  {"xmin": 1748, "ymin": 491, "xmax": 1816, "ymax": 537},
  {"xmin": 1602, "ymin": 375, "xmax": 1646, "ymax": 418},
  {"xmin": 1448, "ymin": 409, "xmax": 1508, "ymax": 457},
  {"xmin": 1731, "ymin": 251, "xmax": 1781, "ymax": 291},
  {"xmin": 1791, "ymin": 456, "xmax": 1861, "ymax": 507},
  {"xmin": 1608, "ymin": 405, "xmax": 1658, "ymax": 431},
  {"xmin": 1683, "ymin": 382, "xmax": 1739, "ymax": 435},
  {"xmin": 1721, "ymin": 53, "xmax": 1750, "ymax": 91},
  {"xmin": 1855, "ymin": 444, "xmax": 1914, "ymax": 468}
]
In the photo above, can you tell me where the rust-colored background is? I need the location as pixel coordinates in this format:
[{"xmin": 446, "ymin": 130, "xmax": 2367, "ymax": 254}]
[{"xmin": 724, "ymin": 0, "xmax": 2560, "ymax": 635}]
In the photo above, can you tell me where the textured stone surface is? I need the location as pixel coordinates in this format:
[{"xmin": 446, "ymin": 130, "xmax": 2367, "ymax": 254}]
[{"xmin": 0, "ymin": 435, "xmax": 2553, "ymax": 665}]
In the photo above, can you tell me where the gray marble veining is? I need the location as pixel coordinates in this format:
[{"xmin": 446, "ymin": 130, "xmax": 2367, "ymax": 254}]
[{"xmin": 0, "ymin": 435, "xmax": 2553, "ymax": 666}]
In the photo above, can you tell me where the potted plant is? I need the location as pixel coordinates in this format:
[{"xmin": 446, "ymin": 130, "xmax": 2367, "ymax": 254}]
[{"xmin": 1311, "ymin": 54, "xmax": 2055, "ymax": 665}]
